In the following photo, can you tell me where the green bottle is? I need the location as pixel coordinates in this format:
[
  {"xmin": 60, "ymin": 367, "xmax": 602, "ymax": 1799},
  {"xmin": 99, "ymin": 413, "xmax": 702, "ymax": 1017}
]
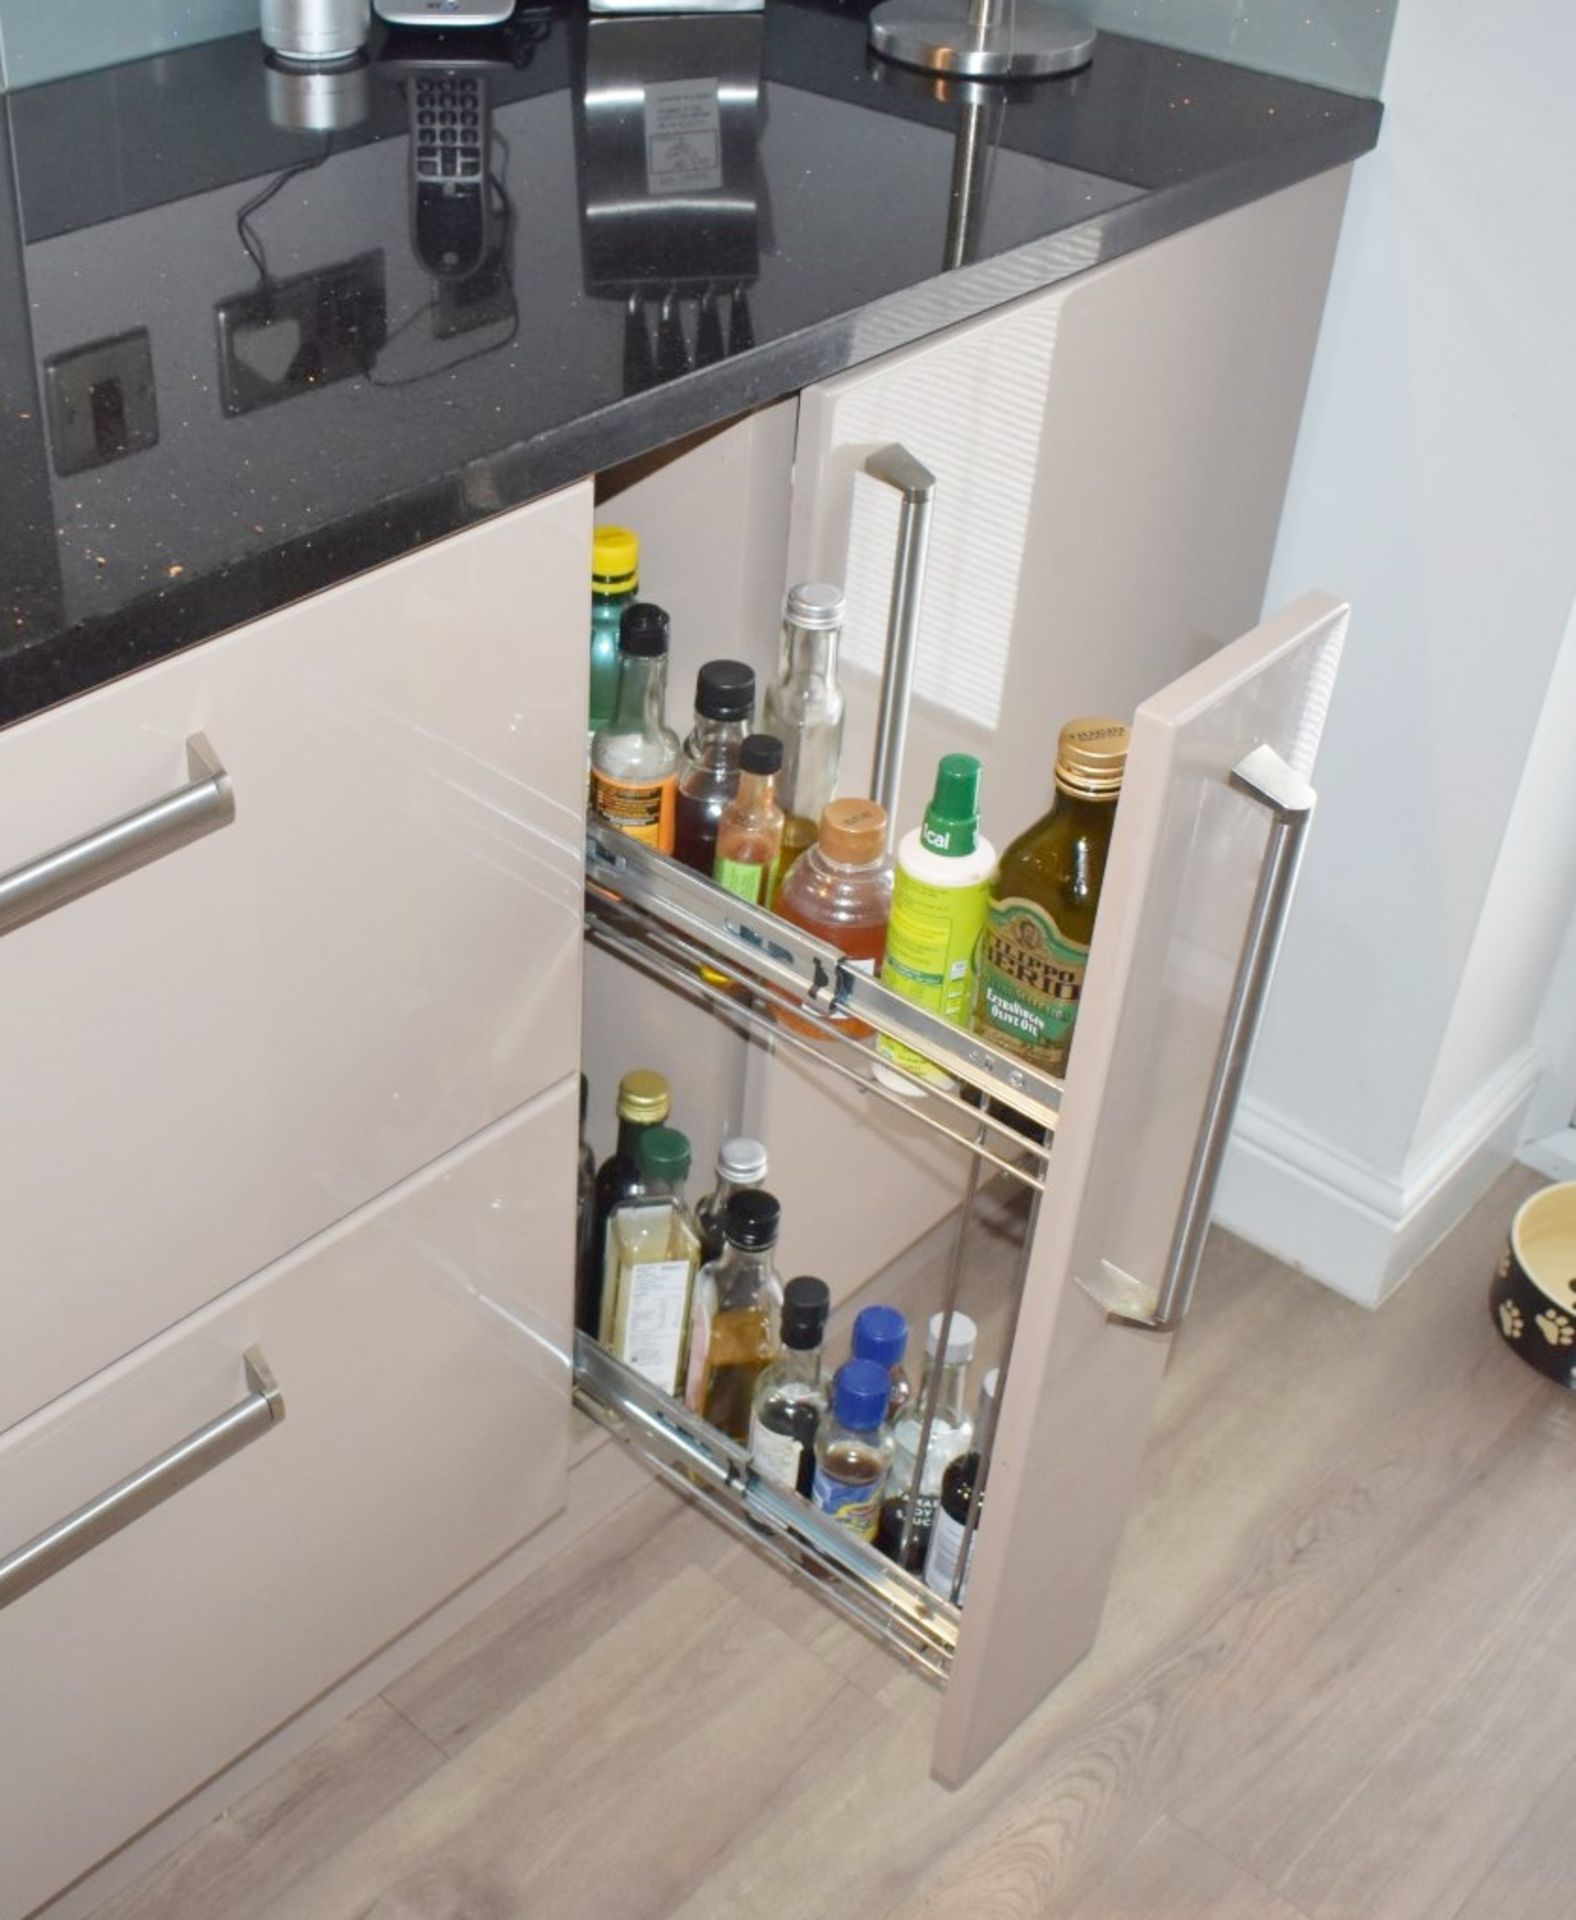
[
  {"xmin": 589, "ymin": 526, "xmax": 640, "ymax": 735},
  {"xmin": 974, "ymin": 717, "xmax": 1129, "ymax": 1077}
]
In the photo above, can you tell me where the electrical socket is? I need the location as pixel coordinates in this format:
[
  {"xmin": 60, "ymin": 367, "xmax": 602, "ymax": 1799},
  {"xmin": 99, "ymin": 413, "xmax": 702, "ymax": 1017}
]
[{"xmin": 44, "ymin": 328, "xmax": 160, "ymax": 476}]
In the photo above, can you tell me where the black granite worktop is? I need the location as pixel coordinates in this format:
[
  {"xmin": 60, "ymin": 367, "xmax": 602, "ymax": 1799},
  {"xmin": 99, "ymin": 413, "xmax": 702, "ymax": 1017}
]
[{"xmin": 0, "ymin": 2, "xmax": 1379, "ymax": 729}]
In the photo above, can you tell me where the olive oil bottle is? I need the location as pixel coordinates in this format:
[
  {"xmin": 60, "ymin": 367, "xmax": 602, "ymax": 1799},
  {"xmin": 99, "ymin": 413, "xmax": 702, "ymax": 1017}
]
[{"xmin": 974, "ymin": 718, "xmax": 1129, "ymax": 1077}]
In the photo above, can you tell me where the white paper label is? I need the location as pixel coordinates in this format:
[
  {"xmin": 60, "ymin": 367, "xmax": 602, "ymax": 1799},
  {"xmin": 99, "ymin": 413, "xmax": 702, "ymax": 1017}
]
[
  {"xmin": 749, "ymin": 1414, "xmax": 805, "ymax": 1487},
  {"xmin": 644, "ymin": 80, "xmax": 723, "ymax": 196},
  {"xmin": 924, "ymin": 1507, "xmax": 968, "ymax": 1600},
  {"xmin": 619, "ymin": 1258, "xmax": 691, "ymax": 1396}
]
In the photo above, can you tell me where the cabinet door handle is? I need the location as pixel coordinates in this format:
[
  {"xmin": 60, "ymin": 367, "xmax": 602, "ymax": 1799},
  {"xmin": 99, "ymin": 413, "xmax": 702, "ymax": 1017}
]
[
  {"xmin": 0, "ymin": 1347, "xmax": 285, "ymax": 1611},
  {"xmin": 0, "ymin": 732, "xmax": 234, "ymax": 938},
  {"xmin": 1103, "ymin": 746, "xmax": 1316, "ymax": 1334},
  {"xmin": 864, "ymin": 445, "xmax": 936, "ymax": 823}
]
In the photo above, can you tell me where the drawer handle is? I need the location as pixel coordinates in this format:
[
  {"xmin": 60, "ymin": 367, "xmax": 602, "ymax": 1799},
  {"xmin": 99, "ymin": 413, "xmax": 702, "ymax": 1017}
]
[
  {"xmin": 0, "ymin": 1347, "xmax": 285, "ymax": 1612},
  {"xmin": 864, "ymin": 444, "xmax": 936, "ymax": 825},
  {"xmin": 0, "ymin": 732, "xmax": 234, "ymax": 938},
  {"xmin": 1089, "ymin": 746, "xmax": 1317, "ymax": 1334}
]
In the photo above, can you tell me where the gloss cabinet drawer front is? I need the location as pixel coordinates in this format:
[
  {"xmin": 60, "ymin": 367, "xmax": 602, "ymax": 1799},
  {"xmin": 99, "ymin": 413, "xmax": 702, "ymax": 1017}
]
[
  {"xmin": 0, "ymin": 479, "xmax": 590, "ymax": 1435},
  {"xmin": 0, "ymin": 1082, "xmax": 573, "ymax": 1920}
]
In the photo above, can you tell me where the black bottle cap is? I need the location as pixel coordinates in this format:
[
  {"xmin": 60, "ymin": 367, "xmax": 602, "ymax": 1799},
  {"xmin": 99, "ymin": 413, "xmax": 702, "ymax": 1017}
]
[
  {"xmin": 696, "ymin": 659, "xmax": 756, "ymax": 722},
  {"xmin": 780, "ymin": 1276, "xmax": 831, "ymax": 1349},
  {"xmin": 740, "ymin": 733, "xmax": 783, "ymax": 776},
  {"xmin": 620, "ymin": 602, "xmax": 670, "ymax": 657},
  {"xmin": 723, "ymin": 1188, "xmax": 780, "ymax": 1250}
]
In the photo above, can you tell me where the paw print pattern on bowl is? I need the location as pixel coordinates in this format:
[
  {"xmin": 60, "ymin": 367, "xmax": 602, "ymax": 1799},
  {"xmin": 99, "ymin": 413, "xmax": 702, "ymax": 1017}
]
[
  {"xmin": 1535, "ymin": 1308, "xmax": 1575, "ymax": 1348},
  {"xmin": 1499, "ymin": 1299, "xmax": 1524, "ymax": 1340}
]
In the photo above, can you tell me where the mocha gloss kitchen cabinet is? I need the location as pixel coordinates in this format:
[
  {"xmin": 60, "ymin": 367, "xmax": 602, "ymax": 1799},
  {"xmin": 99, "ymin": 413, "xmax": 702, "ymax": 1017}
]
[{"xmin": 1, "ymin": 164, "xmax": 1351, "ymax": 1915}]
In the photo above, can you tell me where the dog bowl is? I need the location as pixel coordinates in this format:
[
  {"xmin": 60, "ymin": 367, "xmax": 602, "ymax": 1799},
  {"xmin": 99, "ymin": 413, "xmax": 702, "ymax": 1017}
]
[{"xmin": 1492, "ymin": 1182, "xmax": 1576, "ymax": 1385}]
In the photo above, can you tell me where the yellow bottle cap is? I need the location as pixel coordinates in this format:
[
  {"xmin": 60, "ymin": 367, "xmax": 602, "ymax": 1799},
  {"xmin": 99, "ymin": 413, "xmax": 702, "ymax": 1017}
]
[
  {"xmin": 1054, "ymin": 717, "xmax": 1129, "ymax": 798},
  {"xmin": 593, "ymin": 525, "xmax": 640, "ymax": 593},
  {"xmin": 616, "ymin": 1068, "xmax": 671, "ymax": 1124}
]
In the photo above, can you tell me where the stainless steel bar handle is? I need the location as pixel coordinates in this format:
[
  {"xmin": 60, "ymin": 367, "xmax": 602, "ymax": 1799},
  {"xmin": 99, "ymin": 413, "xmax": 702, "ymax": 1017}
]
[
  {"xmin": 1122, "ymin": 745, "xmax": 1315, "ymax": 1334},
  {"xmin": 0, "ymin": 1348, "xmax": 285, "ymax": 1612},
  {"xmin": 0, "ymin": 732, "xmax": 234, "ymax": 938},
  {"xmin": 864, "ymin": 445, "xmax": 936, "ymax": 825}
]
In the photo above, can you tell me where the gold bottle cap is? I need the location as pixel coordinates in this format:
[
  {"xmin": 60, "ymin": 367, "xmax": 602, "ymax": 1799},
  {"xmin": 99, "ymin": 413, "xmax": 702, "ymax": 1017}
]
[
  {"xmin": 818, "ymin": 797, "xmax": 888, "ymax": 865},
  {"xmin": 616, "ymin": 1069, "xmax": 671, "ymax": 1124},
  {"xmin": 1054, "ymin": 717, "xmax": 1130, "ymax": 798}
]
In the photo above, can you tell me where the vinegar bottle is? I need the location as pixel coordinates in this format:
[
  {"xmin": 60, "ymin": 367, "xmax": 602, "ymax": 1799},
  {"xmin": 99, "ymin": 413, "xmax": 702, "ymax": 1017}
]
[
  {"xmin": 589, "ymin": 603, "xmax": 680, "ymax": 853},
  {"xmin": 773, "ymin": 797, "xmax": 892, "ymax": 1038},
  {"xmin": 674, "ymin": 660, "xmax": 755, "ymax": 876},
  {"xmin": 687, "ymin": 1190, "xmax": 785, "ymax": 1441},
  {"xmin": 811, "ymin": 1360, "xmax": 895, "ymax": 1541},
  {"xmin": 712, "ymin": 734, "xmax": 785, "ymax": 906}
]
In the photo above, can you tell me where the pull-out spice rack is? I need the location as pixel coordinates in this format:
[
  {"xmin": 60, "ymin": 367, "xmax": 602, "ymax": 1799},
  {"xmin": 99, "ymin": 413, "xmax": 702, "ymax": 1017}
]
[{"xmin": 576, "ymin": 818, "xmax": 1055, "ymax": 1671}]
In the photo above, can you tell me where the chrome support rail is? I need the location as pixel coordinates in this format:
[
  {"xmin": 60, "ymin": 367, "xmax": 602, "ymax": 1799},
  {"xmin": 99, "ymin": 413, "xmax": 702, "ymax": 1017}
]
[
  {"xmin": 0, "ymin": 1348, "xmax": 285, "ymax": 1612},
  {"xmin": 1086, "ymin": 745, "xmax": 1316, "ymax": 1334},
  {"xmin": 0, "ymin": 734, "xmax": 234, "ymax": 938}
]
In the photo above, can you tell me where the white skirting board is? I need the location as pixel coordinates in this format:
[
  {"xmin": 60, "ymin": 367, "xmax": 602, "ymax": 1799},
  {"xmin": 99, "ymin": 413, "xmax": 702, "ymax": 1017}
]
[{"xmin": 1214, "ymin": 1047, "xmax": 1542, "ymax": 1308}]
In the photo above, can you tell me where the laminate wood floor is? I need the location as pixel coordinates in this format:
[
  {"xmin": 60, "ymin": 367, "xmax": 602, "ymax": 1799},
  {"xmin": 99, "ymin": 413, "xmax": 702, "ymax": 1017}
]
[{"xmin": 92, "ymin": 1166, "xmax": 1575, "ymax": 1920}]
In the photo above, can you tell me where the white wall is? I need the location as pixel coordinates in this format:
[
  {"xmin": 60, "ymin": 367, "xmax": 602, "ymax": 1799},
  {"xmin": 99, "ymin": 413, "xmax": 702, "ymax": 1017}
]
[{"xmin": 1215, "ymin": 0, "xmax": 1576, "ymax": 1304}]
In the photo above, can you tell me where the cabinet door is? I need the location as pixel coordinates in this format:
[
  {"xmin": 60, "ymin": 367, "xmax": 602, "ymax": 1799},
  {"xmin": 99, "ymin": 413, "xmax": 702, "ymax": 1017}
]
[
  {"xmin": 934, "ymin": 592, "xmax": 1349, "ymax": 1783},
  {"xmin": 765, "ymin": 169, "xmax": 1351, "ymax": 1288}
]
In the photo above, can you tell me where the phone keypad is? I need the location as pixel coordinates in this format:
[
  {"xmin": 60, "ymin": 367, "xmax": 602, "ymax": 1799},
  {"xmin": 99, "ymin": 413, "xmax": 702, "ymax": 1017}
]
[{"xmin": 412, "ymin": 75, "xmax": 485, "ymax": 183}]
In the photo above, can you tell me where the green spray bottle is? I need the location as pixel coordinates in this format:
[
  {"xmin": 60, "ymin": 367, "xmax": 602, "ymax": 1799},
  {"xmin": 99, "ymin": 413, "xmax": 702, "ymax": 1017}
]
[{"xmin": 877, "ymin": 754, "xmax": 997, "ymax": 1088}]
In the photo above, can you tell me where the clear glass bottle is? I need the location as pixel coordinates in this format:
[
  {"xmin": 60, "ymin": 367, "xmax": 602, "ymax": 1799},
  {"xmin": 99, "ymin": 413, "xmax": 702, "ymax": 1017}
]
[
  {"xmin": 924, "ymin": 1367, "xmax": 998, "ymax": 1603},
  {"xmin": 674, "ymin": 660, "xmax": 756, "ymax": 876},
  {"xmin": 774, "ymin": 798, "xmax": 893, "ymax": 1038},
  {"xmin": 879, "ymin": 1310, "xmax": 978, "ymax": 1570},
  {"xmin": 578, "ymin": 1068, "xmax": 671, "ymax": 1338},
  {"xmin": 713, "ymin": 733, "xmax": 785, "ymax": 906},
  {"xmin": 975, "ymin": 717, "xmax": 1130, "ymax": 1078},
  {"xmin": 602, "ymin": 1126, "xmax": 702, "ymax": 1397},
  {"xmin": 589, "ymin": 603, "xmax": 681, "ymax": 854},
  {"xmin": 851, "ymin": 1303, "xmax": 912, "ymax": 1422},
  {"xmin": 811, "ymin": 1359, "xmax": 895, "ymax": 1541},
  {"xmin": 696, "ymin": 1136, "xmax": 768, "ymax": 1266},
  {"xmin": 762, "ymin": 583, "xmax": 846, "ymax": 890},
  {"xmin": 588, "ymin": 525, "xmax": 639, "ymax": 738},
  {"xmin": 687, "ymin": 1189, "xmax": 785, "ymax": 1441},
  {"xmin": 749, "ymin": 1276, "xmax": 832, "ymax": 1496}
]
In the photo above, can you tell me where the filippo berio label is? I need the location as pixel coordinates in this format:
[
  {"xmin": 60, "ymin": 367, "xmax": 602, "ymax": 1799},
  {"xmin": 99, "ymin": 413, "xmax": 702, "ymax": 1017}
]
[{"xmin": 975, "ymin": 895, "xmax": 1089, "ymax": 1075}]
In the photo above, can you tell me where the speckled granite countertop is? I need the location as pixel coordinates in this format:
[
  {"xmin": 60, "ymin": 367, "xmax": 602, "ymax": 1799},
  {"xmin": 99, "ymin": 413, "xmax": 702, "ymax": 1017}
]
[{"xmin": 0, "ymin": 0, "xmax": 1379, "ymax": 729}]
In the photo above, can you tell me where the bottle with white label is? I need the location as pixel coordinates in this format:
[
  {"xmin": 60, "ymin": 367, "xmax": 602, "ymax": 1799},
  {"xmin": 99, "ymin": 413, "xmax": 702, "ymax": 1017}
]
[
  {"xmin": 811, "ymin": 1359, "xmax": 895, "ymax": 1541},
  {"xmin": 749, "ymin": 1276, "xmax": 832, "ymax": 1496},
  {"xmin": 602, "ymin": 1126, "xmax": 701, "ymax": 1398},
  {"xmin": 924, "ymin": 1367, "xmax": 999, "ymax": 1603}
]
